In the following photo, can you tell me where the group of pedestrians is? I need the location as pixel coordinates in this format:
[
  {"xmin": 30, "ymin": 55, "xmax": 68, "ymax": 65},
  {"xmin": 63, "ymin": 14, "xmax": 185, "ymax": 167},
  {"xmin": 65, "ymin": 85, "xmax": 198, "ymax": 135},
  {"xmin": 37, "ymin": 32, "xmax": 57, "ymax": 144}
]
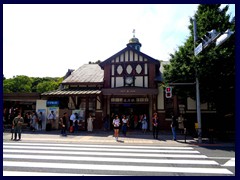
[
  {"xmin": 9, "ymin": 109, "xmax": 184, "ymax": 142},
  {"xmin": 112, "ymin": 114, "xmax": 149, "ymax": 141},
  {"xmin": 59, "ymin": 112, "xmax": 95, "ymax": 136},
  {"xmin": 171, "ymin": 114, "xmax": 186, "ymax": 141},
  {"xmin": 111, "ymin": 112, "xmax": 185, "ymax": 142}
]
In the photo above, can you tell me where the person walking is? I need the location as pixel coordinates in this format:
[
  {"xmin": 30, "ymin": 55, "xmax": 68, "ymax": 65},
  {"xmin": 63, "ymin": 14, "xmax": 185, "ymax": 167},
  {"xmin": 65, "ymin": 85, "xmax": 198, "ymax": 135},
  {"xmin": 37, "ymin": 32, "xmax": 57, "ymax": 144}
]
[
  {"xmin": 60, "ymin": 112, "xmax": 67, "ymax": 136},
  {"xmin": 12, "ymin": 113, "xmax": 24, "ymax": 141},
  {"xmin": 38, "ymin": 111, "xmax": 43, "ymax": 131},
  {"xmin": 178, "ymin": 114, "xmax": 185, "ymax": 134},
  {"xmin": 142, "ymin": 114, "xmax": 148, "ymax": 134},
  {"xmin": 47, "ymin": 111, "xmax": 56, "ymax": 130},
  {"xmin": 87, "ymin": 115, "xmax": 94, "ymax": 132},
  {"xmin": 74, "ymin": 113, "xmax": 79, "ymax": 133},
  {"xmin": 121, "ymin": 115, "xmax": 129, "ymax": 137},
  {"xmin": 152, "ymin": 112, "xmax": 160, "ymax": 139},
  {"xmin": 113, "ymin": 115, "xmax": 121, "ymax": 141},
  {"xmin": 30, "ymin": 111, "xmax": 38, "ymax": 132},
  {"xmin": 103, "ymin": 114, "xmax": 110, "ymax": 131},
  {"xmin": 171, "ymin": 114, "xmax": 177, "ymax": 141}
]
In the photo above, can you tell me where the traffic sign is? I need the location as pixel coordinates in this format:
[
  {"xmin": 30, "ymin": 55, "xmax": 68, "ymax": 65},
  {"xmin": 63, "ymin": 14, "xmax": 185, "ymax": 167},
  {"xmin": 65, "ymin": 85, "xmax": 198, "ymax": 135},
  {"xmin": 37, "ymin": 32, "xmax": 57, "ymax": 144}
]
[
  {"xmin": 194, "ymin": 43, "xmax": 202, "ymax": 56},
  {"xmin": 216, "ymin": 29, "xmax": 234, "ymax": 47}
]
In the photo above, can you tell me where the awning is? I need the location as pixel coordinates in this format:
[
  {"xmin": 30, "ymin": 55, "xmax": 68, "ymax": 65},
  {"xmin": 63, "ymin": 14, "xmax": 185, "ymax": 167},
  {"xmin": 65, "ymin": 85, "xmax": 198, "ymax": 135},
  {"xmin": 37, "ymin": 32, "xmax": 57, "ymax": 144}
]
[{"xmin": 41, "ymin": 89, "xmax": 101, "ymax": 96}]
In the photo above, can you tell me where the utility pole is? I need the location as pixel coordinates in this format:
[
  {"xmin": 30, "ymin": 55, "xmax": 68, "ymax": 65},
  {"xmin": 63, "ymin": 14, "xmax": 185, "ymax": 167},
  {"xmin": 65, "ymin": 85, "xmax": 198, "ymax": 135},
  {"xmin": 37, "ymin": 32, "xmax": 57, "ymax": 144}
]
[
  {"xmin": 193, "ymin": 18, "xmax": 202, "ymax": 144},
  {"xmin": 193, "ymin": 16, "xmax": 234, "ymax": 144}
]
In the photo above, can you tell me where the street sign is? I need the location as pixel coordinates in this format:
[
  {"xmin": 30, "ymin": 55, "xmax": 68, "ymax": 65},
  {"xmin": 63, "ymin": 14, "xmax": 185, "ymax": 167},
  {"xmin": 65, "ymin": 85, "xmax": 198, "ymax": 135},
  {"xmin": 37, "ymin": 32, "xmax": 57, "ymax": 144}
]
[
  {"xmin": 216, "ymin": 29, "xmax": 234, "ymax": 47},
  {"xmin": 194, "ymin": 43, "xmax": 202, "ymax": 56}
]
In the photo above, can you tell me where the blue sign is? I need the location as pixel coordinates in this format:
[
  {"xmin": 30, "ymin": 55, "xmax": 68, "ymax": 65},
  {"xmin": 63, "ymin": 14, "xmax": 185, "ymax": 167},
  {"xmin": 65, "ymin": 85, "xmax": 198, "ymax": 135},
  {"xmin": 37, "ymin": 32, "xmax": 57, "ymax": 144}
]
[{"xmin": 46, "ymin": 101, "xmax": 59, "ymax": 107}]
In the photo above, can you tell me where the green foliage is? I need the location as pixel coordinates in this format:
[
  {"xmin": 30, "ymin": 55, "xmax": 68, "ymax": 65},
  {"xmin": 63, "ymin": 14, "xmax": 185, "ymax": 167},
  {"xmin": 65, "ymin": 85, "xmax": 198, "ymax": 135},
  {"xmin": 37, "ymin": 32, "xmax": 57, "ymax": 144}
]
[
  {"xmin": 3, "ymin": 75, "xmax": 32, "ymax": 93},
  {"xmin": 36, "ymin": 77, "xmax": 63, "ymax": 93},
  {"xmin": 89, "ymin": 60, "xmax": 102, "ymax": 64},
  {"xmin": 3, "ymin": 76, "xmax": 63, "ymax": 93}
]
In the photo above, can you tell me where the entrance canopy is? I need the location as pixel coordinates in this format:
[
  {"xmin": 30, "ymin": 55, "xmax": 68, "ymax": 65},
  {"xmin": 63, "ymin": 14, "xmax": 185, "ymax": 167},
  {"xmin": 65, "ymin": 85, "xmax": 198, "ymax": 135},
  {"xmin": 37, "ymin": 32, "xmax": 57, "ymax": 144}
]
[{"xmin": 41, "ymin": 88, "xmax": 101, "ymax": 97}]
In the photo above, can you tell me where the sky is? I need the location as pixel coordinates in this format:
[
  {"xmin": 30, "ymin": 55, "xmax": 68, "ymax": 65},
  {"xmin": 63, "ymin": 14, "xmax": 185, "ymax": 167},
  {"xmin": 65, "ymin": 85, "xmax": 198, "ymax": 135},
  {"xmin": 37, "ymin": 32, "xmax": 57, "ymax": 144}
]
[{"xmin": 3, "ymin": 4, "xmax": 235, "ymax": 79}]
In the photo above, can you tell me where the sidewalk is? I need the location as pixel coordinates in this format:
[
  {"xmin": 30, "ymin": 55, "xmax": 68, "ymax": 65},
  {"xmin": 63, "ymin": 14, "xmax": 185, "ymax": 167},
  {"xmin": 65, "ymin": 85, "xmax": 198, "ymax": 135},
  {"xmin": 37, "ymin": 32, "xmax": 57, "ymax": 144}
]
[{"xmin": 3, "ymin": 129, "xmax": 235, "ymax": 147}]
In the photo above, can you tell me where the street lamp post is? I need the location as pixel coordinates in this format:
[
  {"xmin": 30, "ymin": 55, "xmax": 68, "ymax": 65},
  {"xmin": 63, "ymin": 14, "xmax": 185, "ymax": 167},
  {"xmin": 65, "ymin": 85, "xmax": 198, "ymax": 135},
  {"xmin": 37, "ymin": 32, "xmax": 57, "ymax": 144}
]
[
  {"xmin": 193, "ymin": 17, "xmax": 234, "ymax": 144},
  {"xmin": 193, "ymin": 18, "xmax": 202, "ymax": 143}
]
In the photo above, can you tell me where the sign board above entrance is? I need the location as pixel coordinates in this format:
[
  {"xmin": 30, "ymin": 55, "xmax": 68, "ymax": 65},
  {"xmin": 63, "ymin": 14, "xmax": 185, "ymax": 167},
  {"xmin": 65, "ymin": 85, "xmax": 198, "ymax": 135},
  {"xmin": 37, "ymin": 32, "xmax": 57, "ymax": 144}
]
[{"xmin": 46, "ymin": 101, "xmax": 59, "ymax": 107}]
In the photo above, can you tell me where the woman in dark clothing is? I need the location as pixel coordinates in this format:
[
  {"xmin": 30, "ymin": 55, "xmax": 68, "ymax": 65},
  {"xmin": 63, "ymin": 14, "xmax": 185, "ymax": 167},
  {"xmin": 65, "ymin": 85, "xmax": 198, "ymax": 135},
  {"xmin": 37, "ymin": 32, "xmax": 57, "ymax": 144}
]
[
  {"xmin": 60, "ymin": 112, "xmax": 67, "ymax": 136},
  {"xmin": 152, "ymin": 113, "xmax": 160, "ymax": 139},
  {"xmin": 171, "ymin": 115, "xmax": 177, "ymax": 141}
]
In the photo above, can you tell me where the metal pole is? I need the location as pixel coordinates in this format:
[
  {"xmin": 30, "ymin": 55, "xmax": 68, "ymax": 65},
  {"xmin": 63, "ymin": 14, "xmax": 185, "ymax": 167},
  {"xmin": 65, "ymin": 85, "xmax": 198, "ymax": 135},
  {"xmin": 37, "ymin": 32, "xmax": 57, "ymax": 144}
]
[
  {"xmin": 196, "ymin": 75, "xmax": 202, "ymax": 143},
  {"xmin": 193, "ymin": 18, "xmax": 202, "ymax": 143}
]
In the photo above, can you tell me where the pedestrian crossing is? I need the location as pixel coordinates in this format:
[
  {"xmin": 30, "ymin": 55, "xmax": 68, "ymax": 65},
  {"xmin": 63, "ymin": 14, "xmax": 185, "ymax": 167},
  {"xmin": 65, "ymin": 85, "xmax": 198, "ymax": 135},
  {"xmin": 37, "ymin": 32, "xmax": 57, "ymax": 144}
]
[{"xmin": 3, "ymin": 142, "xmax": 234, "ymax": 176}]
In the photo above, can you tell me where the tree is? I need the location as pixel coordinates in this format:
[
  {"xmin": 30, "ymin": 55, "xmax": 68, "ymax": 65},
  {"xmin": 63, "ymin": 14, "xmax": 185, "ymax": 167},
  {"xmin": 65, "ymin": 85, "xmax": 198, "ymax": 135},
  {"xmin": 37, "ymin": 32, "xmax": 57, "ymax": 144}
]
[
  {"xmin": 89, "ymin": 60, "xmax": 102, "ymax": 64},
  {"xmin": 36, "ymin": 81, "xmax": 59, "ymax": 93},
  {"xmin": 3, "ymin": 75, "xmax": 32, "ymax": 93},
  {"xmin": 3, "ymin": 76, "xmax": 63, "ymax": 93},
  {"xmin": 163, "ymin": 4, "xmax": 235, "ymax": 134}
]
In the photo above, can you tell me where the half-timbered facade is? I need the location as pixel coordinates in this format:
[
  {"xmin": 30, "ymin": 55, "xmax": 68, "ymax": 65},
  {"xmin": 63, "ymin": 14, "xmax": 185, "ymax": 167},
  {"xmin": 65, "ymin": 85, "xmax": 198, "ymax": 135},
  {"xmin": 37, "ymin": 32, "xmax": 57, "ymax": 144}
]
[
  {"xmin": 99, "ymin": 37, "xmax": 161, "ymax": 130},
  {"xmin": 41, "ymin": 36, "xmax": 163, "ymax": 130}
]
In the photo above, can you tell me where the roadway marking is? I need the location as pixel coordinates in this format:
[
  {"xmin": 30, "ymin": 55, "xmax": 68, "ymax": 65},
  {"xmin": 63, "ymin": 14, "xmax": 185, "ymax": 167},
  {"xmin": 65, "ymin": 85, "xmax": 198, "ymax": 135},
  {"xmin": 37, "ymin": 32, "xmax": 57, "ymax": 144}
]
[
  {"xmin": 3, "ymin": 171, "xmax": 121, "ymax": 176},
  {"xmin": 221, "ymin": 158, "xmax": 235, "ymax": 167},
  {"xmin": 3, "ymin": 154, "xmax": 219, "ymax": 165},
  {"xmin": 3, "ymin": 145, "xmax": 199, "ymax": 153},
  {"xmin": 3, "ymin": 142, "xmax": 194, "ymax": 149},
  {"xmin": 3, "ymin": 161, "xmax": 233, "ymax": 175},
  {"xmin": 3, "ymin": 149, "xmax": 208, "ymax": 158}
]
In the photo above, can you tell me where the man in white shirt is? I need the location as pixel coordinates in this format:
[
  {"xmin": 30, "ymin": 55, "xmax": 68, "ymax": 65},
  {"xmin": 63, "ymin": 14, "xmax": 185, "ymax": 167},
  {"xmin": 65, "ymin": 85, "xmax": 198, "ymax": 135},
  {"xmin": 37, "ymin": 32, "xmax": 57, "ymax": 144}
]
[{"xmin": 48, "ymin": 111, "xmax": 56, "ymax": 129}]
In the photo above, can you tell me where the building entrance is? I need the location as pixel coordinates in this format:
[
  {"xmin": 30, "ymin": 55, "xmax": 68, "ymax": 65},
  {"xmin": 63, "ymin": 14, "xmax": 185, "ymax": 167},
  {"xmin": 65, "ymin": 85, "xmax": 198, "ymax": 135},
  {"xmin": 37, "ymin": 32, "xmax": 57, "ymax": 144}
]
[{"xmin": 110, "ymin": 104, "xmax": 149, "ymax": 130}]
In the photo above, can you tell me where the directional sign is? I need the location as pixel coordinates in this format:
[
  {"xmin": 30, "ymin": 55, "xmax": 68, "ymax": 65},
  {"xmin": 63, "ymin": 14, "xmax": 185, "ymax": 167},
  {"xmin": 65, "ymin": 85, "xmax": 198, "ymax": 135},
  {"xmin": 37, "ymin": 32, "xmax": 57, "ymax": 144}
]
[
  {"xmin": 216, "ymin": 29, "xmax": 234, "ymax": 47},
  {"xmin": 194, "ymin": 43, "xmax": 202, "ymax": 56}
]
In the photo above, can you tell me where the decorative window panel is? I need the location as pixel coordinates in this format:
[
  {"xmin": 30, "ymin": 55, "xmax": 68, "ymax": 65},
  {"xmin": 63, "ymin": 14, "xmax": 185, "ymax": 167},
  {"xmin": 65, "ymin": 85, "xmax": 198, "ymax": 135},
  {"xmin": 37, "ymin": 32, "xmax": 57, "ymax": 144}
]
[
  {"xmin": 112, "ymin": 65, "xmax": 115, "ymax": 75},
  {"xmin": 126, "ymin": 65, "xmax": 133, "ymax": 74},
  {"xmin": 120, "ymin": 54, "xmax": 124, "ymax": 62},
  {"xmin": 134, "ymin": 53, "xmax": 138, "ymax": 61},
  {"xmin": 119, "ymin": 56, "xmax": 123, "ymax": 62},
  {"xmin": 129, "ymin": 51, "xmax": 134, "ymax": 61},
  {"xmin": 135, "ymin": 76, "xmax": 143, "ymax": 87},
  {"xmin": 111, "ymin": 77, "xmax": 115, "ymax": 88},
  {"xmin": 117, "ymin": 65, "xmax": 123, "ymax": 75},
  {"xmin": 144, "ymin": 63, "xmax": 148, "ymax": 74},
  {"xmin": 116, "ymin": 77, "xmax": 124, "ymax": 87},
  {"xmin": 144, "ymin": 76, "xmax": 148, "ymax": 87},
  {"xmin": 125, "ymin": 51, "xmax": 128, "ymax": 61},
  {"xmin": 136, "ymin": 64, "xmax": 142, "ymax": 74}
]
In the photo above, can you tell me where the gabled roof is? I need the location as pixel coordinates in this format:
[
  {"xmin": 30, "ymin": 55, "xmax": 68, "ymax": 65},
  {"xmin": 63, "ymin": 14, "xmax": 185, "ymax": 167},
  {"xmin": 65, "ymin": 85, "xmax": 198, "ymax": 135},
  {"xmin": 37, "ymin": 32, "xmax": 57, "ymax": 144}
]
[
  {"xmin": 62, "ymin": 64, "xmax": 103, "ymax": 84},
  {"xmin": 99, "ymin": 46, "xmax": 160, "ymax": 69}
]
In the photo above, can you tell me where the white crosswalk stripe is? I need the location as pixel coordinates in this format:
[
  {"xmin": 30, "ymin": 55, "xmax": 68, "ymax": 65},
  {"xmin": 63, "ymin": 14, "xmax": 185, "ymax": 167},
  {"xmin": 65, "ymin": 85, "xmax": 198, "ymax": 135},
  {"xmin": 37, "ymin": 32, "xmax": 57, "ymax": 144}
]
[{"xmin": 3, "ymin": 142, "xmax": 233, "ymax": 176}]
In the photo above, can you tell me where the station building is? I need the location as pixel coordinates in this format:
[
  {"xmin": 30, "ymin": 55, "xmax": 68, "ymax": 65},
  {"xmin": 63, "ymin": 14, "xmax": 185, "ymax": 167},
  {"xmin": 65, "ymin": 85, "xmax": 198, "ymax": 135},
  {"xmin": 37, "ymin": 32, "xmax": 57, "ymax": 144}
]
[{"xmin": 4, "ymin": 35, "xmax": 218, "ymax": 134}]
